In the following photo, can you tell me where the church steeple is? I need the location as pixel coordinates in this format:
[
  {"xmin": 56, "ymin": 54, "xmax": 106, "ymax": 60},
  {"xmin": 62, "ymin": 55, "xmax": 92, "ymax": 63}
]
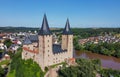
[
  {"xmin": 62, "ymin": 18, "xmax": 72, "ymax": 35},
  {"xmin": 38, "ymin": 14, "xmax": 52, "ymax": 35}
]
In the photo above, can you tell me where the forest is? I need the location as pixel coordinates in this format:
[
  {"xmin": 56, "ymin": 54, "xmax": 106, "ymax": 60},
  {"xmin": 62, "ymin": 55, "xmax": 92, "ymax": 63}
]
[
  {"xmin": 72, "ymin": 28, "xmax": 120, "ymax": 38},
  {"xmin": 58, "ymin": 58, "xmax": 120, "ymax": 77},
  {"xmin": 1, "ymin": 27, "xmax": 120, "ymax": 38}
]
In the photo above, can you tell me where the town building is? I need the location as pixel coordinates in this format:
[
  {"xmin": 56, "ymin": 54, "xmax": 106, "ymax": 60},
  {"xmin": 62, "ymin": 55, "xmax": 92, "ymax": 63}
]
[{"xmin": 22, "ymin": 14, "xmax": 73, "ymax": 71}]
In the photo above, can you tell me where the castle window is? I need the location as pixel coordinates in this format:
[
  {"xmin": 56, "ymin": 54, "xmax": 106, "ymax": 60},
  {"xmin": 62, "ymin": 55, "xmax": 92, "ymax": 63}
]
[
  {"xmin": 48, "ymin": 50, "xmax": 49, "ymax": 52},
  {"xmin": 48, "ymin": 40, "xmax": 49, "ymax": 42},
  {"xmin": 48, "ymin": 55, "xmax": 49, "ymax": 57},
  {"xmin": 48, "ymin": 45, "xmax": 49, "ymax": 47},
  {"xmin": 25, "ymin": 53, "xmax": 27, "ymax": 55}
]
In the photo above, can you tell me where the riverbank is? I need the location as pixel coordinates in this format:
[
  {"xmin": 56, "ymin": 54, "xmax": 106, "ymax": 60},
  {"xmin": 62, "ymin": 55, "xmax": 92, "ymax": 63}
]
[
  {"xmin": 74, "ymin": 50, "xmax": 120, "ymax": 70},
  {"xmin": 58, "ymin": 58, "xmax": 120, "ymax": 77}
]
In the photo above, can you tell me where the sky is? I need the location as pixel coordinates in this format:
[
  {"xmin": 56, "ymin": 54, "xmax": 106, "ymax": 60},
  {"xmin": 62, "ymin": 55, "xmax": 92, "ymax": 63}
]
[{"xmin": 0, "ymin": 0, "xmax": 120, "ymax": 28}]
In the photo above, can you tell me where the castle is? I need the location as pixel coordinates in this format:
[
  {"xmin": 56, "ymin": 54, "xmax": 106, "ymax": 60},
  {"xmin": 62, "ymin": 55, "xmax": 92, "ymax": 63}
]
[{"xmin": 22, "ymin": 14, "xmax": 73, "ymax": 71}]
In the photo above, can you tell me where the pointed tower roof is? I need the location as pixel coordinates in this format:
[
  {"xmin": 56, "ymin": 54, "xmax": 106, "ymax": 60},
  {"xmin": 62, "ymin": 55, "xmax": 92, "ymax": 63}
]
[
  {"xmin": 62, "ymin": 19, "xmax": 73, "ymax": 35},
  {"xmin": 38, "ymin": 14, "xmax": 52, "ymax": 35}
]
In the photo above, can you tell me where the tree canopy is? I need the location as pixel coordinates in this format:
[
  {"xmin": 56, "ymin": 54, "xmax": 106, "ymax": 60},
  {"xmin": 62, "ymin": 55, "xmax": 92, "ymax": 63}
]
[
  {"xmin": 4, "ymin": 39, "xmax": 12, "ymax": 48},
  {"xmin": 7, "ymin": 48, "xmax": 44, "ymax": 77},
  {"xmin": 58, "ymin": 58, "xmax": 120, "ymax": 77}
]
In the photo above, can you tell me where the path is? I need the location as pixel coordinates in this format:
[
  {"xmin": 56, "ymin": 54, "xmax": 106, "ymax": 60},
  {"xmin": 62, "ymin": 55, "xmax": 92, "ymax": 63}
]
[{"xmin": 44, "ymin": 68, "xmax": 58, "ymax": 77}]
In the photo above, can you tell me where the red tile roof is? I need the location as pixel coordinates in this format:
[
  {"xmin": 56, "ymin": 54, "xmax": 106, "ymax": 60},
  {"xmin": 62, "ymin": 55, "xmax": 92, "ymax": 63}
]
[{"xmin": 23, "ymin": 47, "xmax": 39, "ymax": 54}]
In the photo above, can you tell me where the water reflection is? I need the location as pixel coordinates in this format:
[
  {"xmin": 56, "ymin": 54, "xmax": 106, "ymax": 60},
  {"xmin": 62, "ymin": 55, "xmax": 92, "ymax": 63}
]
[{"xmin": 74, "ymin": 51, "xmax": 120, "ymax": 70}]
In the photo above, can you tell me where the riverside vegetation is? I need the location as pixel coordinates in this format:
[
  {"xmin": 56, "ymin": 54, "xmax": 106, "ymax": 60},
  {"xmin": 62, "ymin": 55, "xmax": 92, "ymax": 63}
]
[
  {"xmin": 1, "ymin": 28, "xmax": 120, "ymax": 77},
  {"xmin": 73, "ymin": 28, "xmax": 120, "ymax": 58},
  {"xmin": 58, "ymin": 58, "xmax": 120, "ymax": 77},
  {"xmin": 74, "ymin": 36, "xmax": 120, "ymax": 58}
]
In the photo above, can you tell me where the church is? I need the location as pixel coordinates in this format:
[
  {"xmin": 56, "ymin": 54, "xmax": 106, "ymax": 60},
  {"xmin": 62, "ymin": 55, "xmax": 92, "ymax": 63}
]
[{"xmin": 22, "ymin": 14, "xmax": 73, "ymax": 71}]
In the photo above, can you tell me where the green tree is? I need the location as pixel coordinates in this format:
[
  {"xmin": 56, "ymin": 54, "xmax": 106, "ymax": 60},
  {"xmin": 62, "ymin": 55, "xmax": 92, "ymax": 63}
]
[
  {"xmin": 0, "ymin": 66, "xmax": 4, "ymax": 77},
  {"xmin": 4, "ymin": 39, "xmax": 12, "ymax": 48},
  {"xmin": 58, "ymin": 59, "xmax": 101, "ymax": 77},
  {"xmin": 0, "ymin": 49, "xmax": 4, "ymax": 53},
  {"xmin": 8, "ymin": 47, "xmax": 44, "ymax": 77}
]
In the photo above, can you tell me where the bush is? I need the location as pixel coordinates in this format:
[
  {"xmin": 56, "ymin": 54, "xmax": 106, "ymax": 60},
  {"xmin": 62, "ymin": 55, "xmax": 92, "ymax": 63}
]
[
  {"xmin": 4, "ymin": 39, "xmax": 12, "ymax": 48},
  {"xmin": 44, "ymin": 67, "xmax": 48, "ymax": 72},
  {"xmin": 58, "ymin": 59, "xmax": 101, "ymax": 77},
  {"xmin": 7, "ymin": 48, "xmax": 44, "ymax": 77}
]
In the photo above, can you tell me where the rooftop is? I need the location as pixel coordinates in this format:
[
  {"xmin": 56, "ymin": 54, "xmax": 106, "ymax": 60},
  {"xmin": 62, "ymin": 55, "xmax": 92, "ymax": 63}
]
[
  {"xmin": 62, "ymin": 19, "xmax": 73, "ymax": 35},
  {"xmin": 23, "ymin": 37, "xmax": 32, "ymax": 45},
  {"xmin": 38, "ymin": 14, "xmax": 52, "ymax": 35},
  {"xmin": 53, "ymin": 44, "xmax": 67, "ymax": 54}
]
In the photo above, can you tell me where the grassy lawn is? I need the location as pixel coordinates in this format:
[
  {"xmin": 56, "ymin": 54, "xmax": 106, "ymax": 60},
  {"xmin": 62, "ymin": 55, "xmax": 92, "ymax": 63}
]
[
  {"xmin": 0, "ymin": 49, "xmax": 4, "ymax": 53},
  {"xmin": 7, "ymin": 70, "xmax": 16, "ymax": 77},
  {"xmin": 0, "ymin": 60, "xmax": 10, "ymax": 66},
  {"xmin": 50, "ymin": 62, "xmax": 66, "ymax": 68}
]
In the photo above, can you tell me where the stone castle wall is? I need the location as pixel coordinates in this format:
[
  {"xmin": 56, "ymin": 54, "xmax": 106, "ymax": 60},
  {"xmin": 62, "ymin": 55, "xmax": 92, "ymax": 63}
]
[{"xmin": 22, "ymin": 34, "xmax": 73, "ymax": 71}]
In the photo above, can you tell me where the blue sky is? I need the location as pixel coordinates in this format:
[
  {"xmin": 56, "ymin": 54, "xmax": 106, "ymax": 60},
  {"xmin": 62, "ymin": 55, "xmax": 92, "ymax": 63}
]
[{"xmin": 0, "ymin": 0, "xmax": 120, "ymax": 28}]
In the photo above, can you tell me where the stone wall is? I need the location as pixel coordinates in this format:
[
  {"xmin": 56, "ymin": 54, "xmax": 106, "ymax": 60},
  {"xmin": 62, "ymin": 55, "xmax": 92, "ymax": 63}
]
[{"xmin": 22, "ymin": 34, "xmax": 73, "ymax": 71}]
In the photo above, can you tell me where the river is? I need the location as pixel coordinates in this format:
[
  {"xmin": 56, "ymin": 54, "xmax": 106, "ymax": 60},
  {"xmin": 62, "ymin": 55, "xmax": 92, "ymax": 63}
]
[{"xmin": 74, "ymin": 51, "xmax": 120, "ymax": 70}]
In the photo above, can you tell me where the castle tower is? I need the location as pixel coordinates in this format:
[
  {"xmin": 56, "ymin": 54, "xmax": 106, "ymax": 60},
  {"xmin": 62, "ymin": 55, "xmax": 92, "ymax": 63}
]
[
  {"xmin": 38, "ymin": 14, "xmax": 52, "ymax": 69},
  {"xmin": 62, "ymin": 19, "xmax": 73, "ymax": 58}
]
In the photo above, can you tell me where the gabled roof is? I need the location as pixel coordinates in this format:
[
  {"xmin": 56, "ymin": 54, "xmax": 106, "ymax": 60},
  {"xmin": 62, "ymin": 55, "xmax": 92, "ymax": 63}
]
[
  {"xmin": 23, "ymin": 37, "xmax": 32, "ymax": 45},
  {"xmin": 38, "ymin": 14, "xmax": 52, "ymax": 35},
  {"xmin": 28, "ymin": 35, "xmax": 38, "ymax": 42},
  {"xmin": 62, "ymin": 19, "xmax": 73, "ymax": 35}
]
